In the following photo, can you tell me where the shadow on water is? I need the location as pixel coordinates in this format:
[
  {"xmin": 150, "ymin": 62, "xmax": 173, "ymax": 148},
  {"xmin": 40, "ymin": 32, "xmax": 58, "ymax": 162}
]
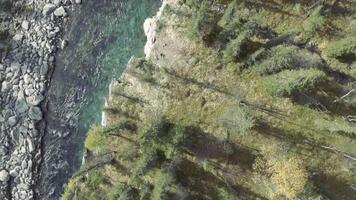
[{"xmin": 38, "ymin": 0, "xmax": 161, "ymax": 199}]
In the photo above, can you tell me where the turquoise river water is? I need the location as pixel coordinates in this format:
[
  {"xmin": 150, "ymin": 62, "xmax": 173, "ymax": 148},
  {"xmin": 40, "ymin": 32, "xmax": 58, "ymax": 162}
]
[{"xmin": 39, "ymin": 1, "xmax": 161, "ymax": 199}]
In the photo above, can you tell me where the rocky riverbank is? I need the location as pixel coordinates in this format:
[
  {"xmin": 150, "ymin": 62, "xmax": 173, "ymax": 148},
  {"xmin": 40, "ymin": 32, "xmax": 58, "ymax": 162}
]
[{"xmin": 0, "ymin": 1, "xmax": 81, "ymax": 199}]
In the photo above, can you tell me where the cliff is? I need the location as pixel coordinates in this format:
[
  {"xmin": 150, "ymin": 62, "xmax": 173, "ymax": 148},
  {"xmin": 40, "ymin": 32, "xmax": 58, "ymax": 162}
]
[{"xmin": 62, "ymin": 0, "xmax": 356, "ymax": 199}]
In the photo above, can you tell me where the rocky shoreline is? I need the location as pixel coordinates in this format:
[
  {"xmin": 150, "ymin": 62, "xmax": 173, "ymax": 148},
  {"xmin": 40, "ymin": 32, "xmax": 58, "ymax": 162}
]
[{"xmin": 0, "ymin": 0, "xmax": 81, "ymax": 199}]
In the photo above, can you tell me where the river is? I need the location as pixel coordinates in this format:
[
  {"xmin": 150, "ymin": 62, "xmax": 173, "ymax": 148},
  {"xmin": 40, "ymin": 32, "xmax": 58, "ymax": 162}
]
[{"xmin": 37, "ymin": 0, "xmax": 161, "ymax": 199}]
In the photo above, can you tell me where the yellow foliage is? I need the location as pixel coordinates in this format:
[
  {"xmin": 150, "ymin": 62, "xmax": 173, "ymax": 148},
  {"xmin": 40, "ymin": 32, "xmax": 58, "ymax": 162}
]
[{"xmin": 268, "ymin": 156, "xmax": 308, "ymax": 199}]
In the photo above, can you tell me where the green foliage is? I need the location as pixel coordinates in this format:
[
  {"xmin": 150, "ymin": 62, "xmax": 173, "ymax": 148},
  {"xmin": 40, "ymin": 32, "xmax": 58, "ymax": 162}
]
[
  {"xmin": 194, "ymin": 2, "xmax": 221, "ymax": 44},
  {"xmin": 223, "ymin": 30, "xmax": 253, "ymax": 62},
  {"xmin": 252, "ymin": 45, "xmax": 321, "ymax": 75},
  {"xmin": 85, "ymin": 126, "xmax": 108, "ymax": 151},
  {"xmin": 139, "ymin": 183, "xmax": 153, "ymax": 200},
  {"xmin": 264, "ymin": 68, "xmax": 326, "ymax": 96},
  {"xmin": 218, "ymin": 187, "xmax": 237, "ymax": 200},
  {"xmin": 303, "ymin": 6, "xmax": 326, "ymax": 34},
  {"xmin": 108, "ymin": 183, "xmax": 136, "ymax": 200},
  {"xmin": 222, "ymin": 105, "xmax": 255, "ymax": 135},
  {"xmin": 164, "ymin": 121, "xmax": 187, "ymax": 159},
  {"xmin": 324, "ymin": 37, "xmax": 356, "ymax": 59},
  {"xmin": 152, "ymin": 170, "xmax": 176, "ymax": 200},
  {"xmin": 87, "ymin": 170, "xmax": 107, "ymax": 188},
  {"xmin": 314, "ymin": 118, "xmax": 356, "ymax": 137}
]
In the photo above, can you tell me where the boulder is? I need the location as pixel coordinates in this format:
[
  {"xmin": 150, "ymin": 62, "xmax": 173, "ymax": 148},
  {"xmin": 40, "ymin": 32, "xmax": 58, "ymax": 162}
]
[
  {"xmin": 13, "ymin": 34, "xmax": 23, "ymax": 41},
  {"xmin": 42, "ymin": 4, "xmax": 56, "ymax": 16},
  {"xmin": 26, "ymin": 94, "xmax": 44, "ymax": 106},
  {"xmin": 8, "ymin": 116, "xmax": 18, "ymax": 127},
  {"xmin": 28, "ymin": 106, "xmax": 42, "ymax": 121},
  {"xmin": 75, "ymin": 0, "xmax": 82, "ymax": 4},
  {"xmin": 54, "ymin": 6, "xmax": 67, "ymax": 17},
  {"xmin": 1, "ymin": 81, "xmax": 9, "ymax": 92},
  {"xmin": 27, "ymin": 138, "xmax": 35, "ymax": 153},
  {"xmin": 22, "ymin": 20, "xmax": 30, "ymax": 31},
  {"xmin": 23, "ymin": 74, "xmax": 32, "ymax": 84},
  {"xmin": 15, "ymin": 99, "xmax": 29, "ymax": 114},
  {"xmin": 40, "ymin": 64, "xmax": 49, "ymax": 76},
  {"xmin": 0, "ymin": 170, "xmax": 9, "ymax": 182}
]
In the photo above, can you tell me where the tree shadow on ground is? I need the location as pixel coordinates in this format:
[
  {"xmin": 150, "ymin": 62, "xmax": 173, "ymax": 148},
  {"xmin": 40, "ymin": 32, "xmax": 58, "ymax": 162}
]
[{"xmin": 185, "ymin": 126, "xmax": 257, "ymax": 172}]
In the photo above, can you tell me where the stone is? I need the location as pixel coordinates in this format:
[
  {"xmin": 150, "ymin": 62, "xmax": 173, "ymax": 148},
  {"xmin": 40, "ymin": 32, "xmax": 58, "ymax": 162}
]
[
  {"xmin": 27, "ymin": 138, "xmax": 35, "ymax": 152},
  {"xmin": 26, "ymin": 94, "xmax": 44, "ymax": 106},
  {"xmin": 22, "ymin": 20, "xmax": 30, "ymax": 30},
  {"xmin": 8, "ymin": 116, "xmax": 18, "ymax": 127},
  {"xmin": 15, "ymin": 99, "xmax": 29, "ymax": 114},
  {"xmin": 9, "ymin": 169, "xmax": 18, "ymax": 177},
  {"xmin": 28, "ymin": 106, "xmax": 42, "ymax": 121},
  {"xmin": 42, "ymin": 4, "xmax": 56, "ymax": 16},
  {"xmin": 60, "ymin": 39, "xmax": 68, "ymax": 49},
  {"xmin": 1, "ymin": 81, "xmax": 9, "ymax": 92},
  {"xmin": 13, "ymin": 34, "xmax": 23, "ymax": 41},
  {"xmin": 40, "ymin": 64, "xmax": 49, "ymax": 76},
  {"xmin": 23, "ymin": 74, "xmax": 32, "ymax": 84},
  {"xmin": 75, "ymin": 0, "xmax": 82, "ymax": 4},
  {"xmin": 11, "ymin": 62, "xmax": 21, "ymax": 72},
  {"xmin": 0, "ymin": 170, "xmax": 9, "ymax": 182},
  {"xmin": 54, "ymin": 6, "xmax": 67, "ymax": 17}
]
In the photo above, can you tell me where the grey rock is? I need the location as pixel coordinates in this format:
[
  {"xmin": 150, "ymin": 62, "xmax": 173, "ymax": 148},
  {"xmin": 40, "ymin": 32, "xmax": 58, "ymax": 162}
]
[
  {"xmin": 22, "ymin": 20, "xmax": 30, "ymax": 30},
  {"xmin": 1, "ymin": 81, "xmax": 9, "ymax": 92},
  {"xmin": 75, "ymin": 0, "xmax": 82, "ymax": 4},
  {"xmin": 28, "ymin": 106, "xmax": 42, "ymax": 121},
  {"xmin": 60, "ymin": 39, "xmax": 68, "ymax": 49},
  {"xmin": 28, "ymin": 129, "xmax": 38, "ymax": 138},
  {"xmin": 15, "ymin": 99, "xmax": 29, "ymax": 114},
  {"xmin": 42, "ymin": 4, "xmax": 56, "ymax": 16},
  {"xmin": 9, "ymin": 169, "xmax": 18, "ymax": 177},
  {"xmin": 27, "ymin": 138, "xmax": 35, "ymax": 153},
  {"xmin": 26, "ymin": 94, "xmax": 44, "ymax": 106},
  {"xmin": 11, "ymin": 62, "xmax": 21, "ymax": 72},
  {"xmin": 0, "ymin": 170, "xmax": 9, "ymax": 182},
  {"xmin": 54, "ymin": 6, "xmax": 67, "ymax": 17},
  {"xmin": 40, "ymin": 64, "xmax": 49, "ymax": 76},
  {"xmin": 8, "ymin": 116, "xmax": 18, "ymax": 127},
  {"xmin": 13, "ymin": 34, "xmax": 24, "ymax": 41},
  {"xmin": 23, "ymin": 74, "xmax": 32, "ymax": 84}
]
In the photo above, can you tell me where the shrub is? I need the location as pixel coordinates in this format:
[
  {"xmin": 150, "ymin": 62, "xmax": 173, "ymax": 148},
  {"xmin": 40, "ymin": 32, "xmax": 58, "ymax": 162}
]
[
  {"xmin": 108, "ymin": 183, "xmax": 136, "ymax": 200},
  {"xmin": 314, "ymin": 118, "xmax": 356, "ymax": 136},
  {"xmin": 152, "ymin": 170, "xmax": 176, "ymax": 200},
  {"xmin": 218, "ymin": 187, "xmax": 237, "ymax": 200},
  {"xmin": 252, "ymin": 45, "xmax": 322, "ymax": 75},
  {"xmin": 195, "ymin": 3, "xmax": 221, "ymax": 44},
  {"xmin": 268, "ymin": 157, "xmax": 308, "ymax": 199},
  {"xmin": 264, "ymin": 68, "xmax": 326, "ymax": 96},
  {"xmin": 85, "ymin": 126, "xmax": 108, "ymax": 151},
  {"xmin": 223, "ymin": 30, "xmax": 253, "ymax": 62},
  {"xmin": 221, "ymin": 105, "xmax": 255, "ymax": 136},
  {"xmin": 324, "ymin": 37, "xmax": 356, "ymax": 59},
  {"xmin": 303, "ymin": 6, "xmax": 326, "ymax": 34}
]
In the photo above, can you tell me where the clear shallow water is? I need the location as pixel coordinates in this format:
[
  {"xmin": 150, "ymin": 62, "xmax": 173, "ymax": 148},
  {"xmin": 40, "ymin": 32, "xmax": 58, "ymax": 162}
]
[{"xmin": 40, "ymin": 0, "xmax": 160, "ymax": 199}]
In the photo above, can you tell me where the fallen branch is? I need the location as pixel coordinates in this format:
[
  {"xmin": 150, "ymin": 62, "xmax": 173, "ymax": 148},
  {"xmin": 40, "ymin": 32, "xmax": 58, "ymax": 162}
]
[
  {"xmin": 333, "ymin": 89, "xmax": 355, "ymax": 103},
  {"xmin": 321, "ymin": 145, "xmax": 356, "ymax": 162}
]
